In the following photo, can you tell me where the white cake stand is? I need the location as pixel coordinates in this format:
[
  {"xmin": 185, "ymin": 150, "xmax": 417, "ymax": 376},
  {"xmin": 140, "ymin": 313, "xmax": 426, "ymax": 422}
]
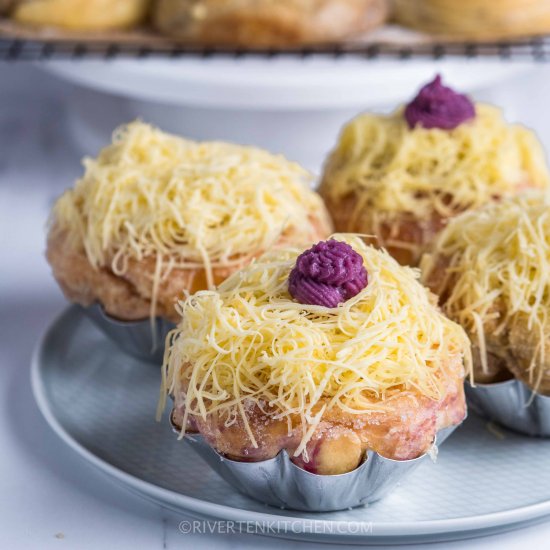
[{"xmin": 43, "ymin": 57, "xmax": 532, "ymax": 171}]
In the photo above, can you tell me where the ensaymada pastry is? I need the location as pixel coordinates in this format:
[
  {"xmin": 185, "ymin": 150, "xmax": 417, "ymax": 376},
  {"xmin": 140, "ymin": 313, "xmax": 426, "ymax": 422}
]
[
  {"xmin": 393, "ymin": 0, "xmax": 550, "ymax": 40},
  {"xmin": 153, "ymin": 0, "xmax": 389, "ymax": 47},
  {"xmin": 46, "ymin": 121, "xmax": 332, "ymax": 323},
  {"xmin": 422, "ymin": 192, "xmax": 550, "ymax": 393},
  {"xmin": 319, "ymin": 76, "xmax": 550, "ymax": 266},
  {"xmin": 163, "ymin": 235, "xmax": 470, "ymax": 475},
  {"xmin": 12, "ymin": 0, "xmax": 150, "ymax": 30}
]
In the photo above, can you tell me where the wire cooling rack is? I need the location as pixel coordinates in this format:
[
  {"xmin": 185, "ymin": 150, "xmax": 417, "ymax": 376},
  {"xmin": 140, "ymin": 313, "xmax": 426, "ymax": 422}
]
[{"xmin": 1, "ymin": 35, "xmax": 550, "ymax": 61}]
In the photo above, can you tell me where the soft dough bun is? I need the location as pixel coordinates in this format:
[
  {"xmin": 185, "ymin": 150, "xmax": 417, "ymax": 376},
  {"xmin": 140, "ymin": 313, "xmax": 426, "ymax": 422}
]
[
  {"xmin": 319, "ymin": 103, "xmax": 550, "ymax": 266},
  {"xmin": 393, "ymin": 0, "xmax": 550, "ymax": 40},
  {"xmin": 153, "ymin": 0, "xmax": 389, "ymax": 47},
  {"xmin": 12, "ymin": 0, "xmax": 150, "ymax": 30},
  {"xmin": 164, "ymin": 235, "xmax": 470, "ymax": 474},
  {"xmin": 422, "ymin": 192, "xmax": 550, "ymax": 394},
  {"xmin": 0, "ymin": 0, "xmax": 15, "ymax": 15},
  {"xmin": 47, "ymin": 122, "xmax": 332, "ymax": 322}
]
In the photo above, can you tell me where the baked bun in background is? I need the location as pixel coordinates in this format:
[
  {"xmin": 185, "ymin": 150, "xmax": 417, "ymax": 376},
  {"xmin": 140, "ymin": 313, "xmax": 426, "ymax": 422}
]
[
  {"xmin": 12, "ymin": 0, "xmax": 150, "ymax": 31},
  {"xmin": 164, "ymin": 235, "xmax": 470, "ymax": 475},
  {"xmin": 0, "ymin": 0, "xmax": 16, "ymax": 15},
  {"xmin": 393, "ymin": 0, "xmax": 550, "ymax": 40},
  {"xmin": 47, "ymin": 121, "xmax": 332, "ymax": 322},
  {"xmin": 153, "ymin": 0, "xmax": 389, "ymax": 47},
  {"xmin": 422, "ymin": 192, "xmax": 550, "ymax": 393},
  {"xmin": 319, "ymin": 76, "xmax": 550, "ymax": 266}
]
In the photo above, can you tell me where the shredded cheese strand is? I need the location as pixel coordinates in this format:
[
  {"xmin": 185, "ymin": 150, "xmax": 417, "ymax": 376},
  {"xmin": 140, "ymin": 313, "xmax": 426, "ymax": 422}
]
[
  {"xmin": 162, "ymin": 235, "xmax": 471, "ymax": 453},
  {"xmin": 422, "ymin": 192, "xmax": 550, "ymax": 389},
  {"xmin": 321, "ymin": 104, "xmax": 550, "ymax": 221}
]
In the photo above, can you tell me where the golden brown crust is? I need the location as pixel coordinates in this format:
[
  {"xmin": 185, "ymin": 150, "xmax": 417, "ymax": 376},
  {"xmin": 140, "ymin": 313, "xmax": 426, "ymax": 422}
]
[
  {"xmin": 46, "ymin": 212, "xmax": 332, "ymax": 322},
  {"xmin": 47, "ymin": 229, "xmax": 154, "ymax": 320},
  {"xmin": 154, "ymin": 0, "xmax": 388, "ymax": 47},
  {"xmin": 423, "ymin": 256, "xmax": 550, "ymax": 393},
  {"xmin": 320, "ymin": 190, "xmax": 448, "ymax": 266},
  {"xmin": 393, "ymin": 0, "xmax": 550, "ymax": 40},
  {"xmin": 173, "ymin": 353, "xmax": 466, "ymax": 474},
  {"xmin": 505, "ymin": 315, "xmax": 550, "ymax": 394}
]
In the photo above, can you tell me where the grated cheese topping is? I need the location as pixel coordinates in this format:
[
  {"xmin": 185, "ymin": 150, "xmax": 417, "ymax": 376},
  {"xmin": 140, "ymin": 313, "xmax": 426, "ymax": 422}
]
[
  {"xmin": 161, "ymin": 235, "xmax": 471, "ymax": 454},
  {"xmin": 421, "ymin": 192, "xmax": 550, "ymax": 388},
  {"xmin": 51, "ymin": 121, "xmax": 329, "ymax": 302},
  {"xmin": 320, "ymin": 104, "xmax": 549, "ymax": 222}
]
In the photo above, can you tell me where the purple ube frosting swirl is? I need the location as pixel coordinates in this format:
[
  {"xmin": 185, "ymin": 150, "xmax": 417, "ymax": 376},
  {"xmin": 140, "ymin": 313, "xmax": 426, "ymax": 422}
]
[
  {"xmin": 404, "ymin": 75, "xmax": 475, "ymax": 130},
  {"xmin": 288, "ymin": 240, "xmax": 368, "ymax": 308}
]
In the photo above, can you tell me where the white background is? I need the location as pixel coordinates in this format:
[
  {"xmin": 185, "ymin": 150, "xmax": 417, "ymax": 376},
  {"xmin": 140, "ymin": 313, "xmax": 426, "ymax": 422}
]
[{"xmin": 2, "ymin": 63, "xmax": 550, "ymax": 549}]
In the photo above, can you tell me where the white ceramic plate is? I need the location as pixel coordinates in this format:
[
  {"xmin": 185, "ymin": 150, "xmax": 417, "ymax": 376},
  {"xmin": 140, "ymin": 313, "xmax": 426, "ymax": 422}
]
[
  {"xmin": 43, "ymin": 59, "xmax": 529, "ymax": 110},
  {"xmin": 32, "ymin": 307, "xmax": 550, "ymax": 544}
]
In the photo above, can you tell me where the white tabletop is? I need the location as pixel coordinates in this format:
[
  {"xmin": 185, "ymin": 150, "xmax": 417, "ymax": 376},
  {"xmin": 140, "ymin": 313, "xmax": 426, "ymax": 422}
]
[{"xmin": 2, "ymin": 63, "xmax": 550, "ymax": 549}]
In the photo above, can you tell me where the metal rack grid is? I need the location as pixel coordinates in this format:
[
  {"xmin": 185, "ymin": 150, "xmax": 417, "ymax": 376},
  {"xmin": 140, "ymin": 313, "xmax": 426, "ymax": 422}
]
[{"xmin": 1, "ymin": 35, "xmax": 550, "ymax": 61}]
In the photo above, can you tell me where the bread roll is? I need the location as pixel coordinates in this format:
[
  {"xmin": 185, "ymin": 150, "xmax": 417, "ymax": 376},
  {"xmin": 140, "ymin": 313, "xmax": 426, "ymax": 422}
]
[
  {"xmin": 0, "ymin": 0, "xmax": 16, "ymax": 15},
  {"xmin": 13, "ymin": 0, "xmax": 150, "ymax": 30},
  {"xmin": 164, "ymin": 236, "xmax": 469, "ymax": 473},
  {"xmin": 393, "ymin": 0, "xmax": 550, "ymax": 39},
  {"xmin": 154, "ymin": 0, "xmax": 389, "ymax": 47}
]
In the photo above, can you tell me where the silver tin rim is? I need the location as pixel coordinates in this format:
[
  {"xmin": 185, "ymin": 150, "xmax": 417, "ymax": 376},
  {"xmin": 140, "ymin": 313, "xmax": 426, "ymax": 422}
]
[
  {"xmin": 171, "ymin": 413, "xmax": 462, "ymax": 512},
  {"xmin": 82, "ymin": 303, "xmax": 175, "ymax": 364},
  {"xmin": 466, "ymin": 378, "xmax": 550, "ymax": 437}
]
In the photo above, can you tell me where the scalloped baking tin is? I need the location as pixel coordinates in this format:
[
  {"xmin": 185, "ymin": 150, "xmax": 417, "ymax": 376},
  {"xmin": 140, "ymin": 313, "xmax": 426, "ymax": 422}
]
[
  {"xmin": 83, "ymin": 303, "xmax": 175, "ymax": 363},
  {"xmin": 466, "ymin": 379, "xmax": 550, "ymax": 437},
  {"xmin": 170, "ymin": 414, "xmax": 461, "ymax": 512}
]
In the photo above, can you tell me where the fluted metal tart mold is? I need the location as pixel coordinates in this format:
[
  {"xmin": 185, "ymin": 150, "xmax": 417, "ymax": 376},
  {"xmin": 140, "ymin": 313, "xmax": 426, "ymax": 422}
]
[
  {"xmin": 83, "ymin": 303, "xmax": 175, "ymax": 363},
  {"xmin": 466, "ymin": 379, "xmax": 550, "ymax": 437},
  {"xmin": 171, "ymin": 414, "xmax": 462, "ymax": 512}
]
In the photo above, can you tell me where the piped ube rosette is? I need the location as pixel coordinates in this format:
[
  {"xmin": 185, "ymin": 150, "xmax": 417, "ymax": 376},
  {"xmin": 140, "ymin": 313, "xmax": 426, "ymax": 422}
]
[
  {"xmin": 162, "ymin": 235, "xmax": 471, "ymax": 482},
  {"xmin": 404, "ymin": 75, "xmax": 475, "ymax": 130},
  {"xmin": 320, "ymin": 75, "xmax": 550, "ymax": 266},
  {"xmin": 288, "ymin": 239, "xmax": 368, "ymax": 308}
]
